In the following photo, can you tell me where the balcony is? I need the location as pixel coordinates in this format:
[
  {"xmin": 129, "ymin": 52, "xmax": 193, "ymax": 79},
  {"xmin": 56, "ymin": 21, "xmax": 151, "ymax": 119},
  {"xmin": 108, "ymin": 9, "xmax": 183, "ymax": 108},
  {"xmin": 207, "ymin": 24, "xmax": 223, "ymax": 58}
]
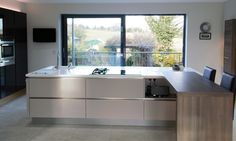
[{"xmin": 68, "ymin": 51, "xmax": 182, "ymax": 67}]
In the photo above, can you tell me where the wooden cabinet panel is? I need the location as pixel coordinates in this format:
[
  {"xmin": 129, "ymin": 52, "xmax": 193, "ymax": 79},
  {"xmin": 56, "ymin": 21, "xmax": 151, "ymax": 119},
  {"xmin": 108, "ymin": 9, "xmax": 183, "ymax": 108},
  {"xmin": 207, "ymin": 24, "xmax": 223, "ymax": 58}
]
[
  {"xmin": 28, "ymin": 78, "xmax": 85, "ymax": 98},
  {"xmin": 224, "ymin": 60, "xmax": 232, "ymax": 74},
  {"xmin": 86, "ymin": 100, "xmax": 143, "ymax": 120},
  {"xmin": 30, "ymin": 99, "xmax": 85, "ymax": 118},
  {"xmin": 177, "ymin": 93, "xmax": 233, "ymax": 141},
  {"xmin": 224, "ymin": 19, "xmax": 236, "ymax": 75},
  {"xmin": 86, "ymin": 78, "xmax": 145, "ymax": 98},
  {"xmin": 144, "ymin": 100, "xmax": 176, "ymax": 121}
]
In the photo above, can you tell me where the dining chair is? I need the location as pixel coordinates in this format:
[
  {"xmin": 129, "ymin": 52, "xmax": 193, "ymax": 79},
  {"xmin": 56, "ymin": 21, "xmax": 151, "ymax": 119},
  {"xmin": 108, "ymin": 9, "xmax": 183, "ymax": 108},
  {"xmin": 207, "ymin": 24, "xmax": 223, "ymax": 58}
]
[
  {"xmin": 203, "ymin": 66, "xmax": 216, "ymax": 82},
  {"xmin": 220, "ymin": 72, "xmax": 235, "ymax": 92}
]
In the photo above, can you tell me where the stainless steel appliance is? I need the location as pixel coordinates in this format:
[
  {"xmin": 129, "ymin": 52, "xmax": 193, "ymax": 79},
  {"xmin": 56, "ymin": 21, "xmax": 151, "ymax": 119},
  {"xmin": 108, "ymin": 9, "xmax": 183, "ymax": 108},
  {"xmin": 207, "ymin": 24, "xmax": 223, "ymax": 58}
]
[
  {"xmin": 145, "ymin": 79, "xmax": 170, "ymax": 98},
  {"xmin": 0, "ymin": 40, "xmax": 15, "ymax": 67}
]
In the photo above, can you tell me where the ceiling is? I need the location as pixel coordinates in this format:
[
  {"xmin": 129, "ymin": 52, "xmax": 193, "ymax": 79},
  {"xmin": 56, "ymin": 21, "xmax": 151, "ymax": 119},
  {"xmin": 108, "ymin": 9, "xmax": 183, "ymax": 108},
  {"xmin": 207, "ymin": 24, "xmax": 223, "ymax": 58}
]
[{"xmin": 17, "ymin": 0, "xmax": 228, "ymax": 3}]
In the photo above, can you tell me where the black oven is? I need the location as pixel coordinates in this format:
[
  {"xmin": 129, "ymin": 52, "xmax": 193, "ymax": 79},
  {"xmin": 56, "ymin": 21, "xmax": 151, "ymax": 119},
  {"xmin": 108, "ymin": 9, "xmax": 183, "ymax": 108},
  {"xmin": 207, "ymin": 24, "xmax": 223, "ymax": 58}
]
[
  {"xmin": 0, "ymin": 40, "xmax": 15, "ymax": 67},
  {"xmin": 0, "ymin": 41, "xmax": 14, "ymax": 59}
]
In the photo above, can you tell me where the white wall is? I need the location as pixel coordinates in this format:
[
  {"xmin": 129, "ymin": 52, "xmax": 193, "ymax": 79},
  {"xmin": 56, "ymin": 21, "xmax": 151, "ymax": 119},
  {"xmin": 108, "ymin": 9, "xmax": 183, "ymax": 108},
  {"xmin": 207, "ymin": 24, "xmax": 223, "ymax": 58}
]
[
  {"xmin": 25, "ymin": 3, "xmax": 224, "ymax": 82},
  {"xmin": 0, "ymin": 0, "xmax": 26, "ymax": 12},
  {"xmin": 224, "ymin": 0, "xmax": 236, "ymax": 20}
]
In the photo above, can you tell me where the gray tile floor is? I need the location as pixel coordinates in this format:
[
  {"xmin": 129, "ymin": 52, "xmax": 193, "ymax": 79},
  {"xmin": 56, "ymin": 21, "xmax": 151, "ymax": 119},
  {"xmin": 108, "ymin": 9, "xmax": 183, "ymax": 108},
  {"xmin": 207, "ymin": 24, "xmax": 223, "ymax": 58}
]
[
  {"xmin": 2, "ymin": 95, "xmax": 236, "ymax": 141},
  {"xmin": 0, "ymin": 95, "xmax": 176, "ymax": 141}
]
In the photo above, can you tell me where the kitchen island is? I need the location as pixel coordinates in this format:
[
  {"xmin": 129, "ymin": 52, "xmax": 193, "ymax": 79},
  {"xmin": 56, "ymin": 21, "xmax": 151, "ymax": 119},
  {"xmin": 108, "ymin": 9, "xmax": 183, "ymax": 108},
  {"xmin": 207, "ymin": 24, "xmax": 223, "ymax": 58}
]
[{"xmin": 26, "ymin": 66, "xmax": 233, "ymax": 141}]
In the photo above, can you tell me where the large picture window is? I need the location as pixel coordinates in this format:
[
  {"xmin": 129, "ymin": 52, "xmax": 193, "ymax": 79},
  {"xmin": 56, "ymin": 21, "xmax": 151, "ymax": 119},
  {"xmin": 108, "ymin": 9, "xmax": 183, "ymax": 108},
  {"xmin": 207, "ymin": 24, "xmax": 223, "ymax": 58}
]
[{"xmin": 61, "ymin": 14, "xmax": 186, "ymax": 67}]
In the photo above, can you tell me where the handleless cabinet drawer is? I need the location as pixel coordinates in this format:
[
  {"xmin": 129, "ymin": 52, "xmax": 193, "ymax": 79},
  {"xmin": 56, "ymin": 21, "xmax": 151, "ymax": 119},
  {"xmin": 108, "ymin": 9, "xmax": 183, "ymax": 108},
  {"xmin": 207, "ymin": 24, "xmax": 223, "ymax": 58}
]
[
  {"xmin": 27, "ymin": 78, "xmax": 85, "ymax": 98},
  {"xmin": 86, "ymin": 78, "xmax": 145, "ymax": 98},
  {"xmin": 86, "ymin": 100, "xmax": 143, "ymax": 120},
  {"xmin": 29, "ymin": 99, "xmax": 85, "ymax": 118},
  {"xmin": 144, "ymin": 100, "xmax": 176, "ymax": 121}
]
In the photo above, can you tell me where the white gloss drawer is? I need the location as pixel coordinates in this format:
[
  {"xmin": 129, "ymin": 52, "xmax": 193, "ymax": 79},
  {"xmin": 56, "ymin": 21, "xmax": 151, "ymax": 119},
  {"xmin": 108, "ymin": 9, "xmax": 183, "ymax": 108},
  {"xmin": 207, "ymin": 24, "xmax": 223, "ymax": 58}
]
[
  {"xmin": 144, "ymin": 100, "xmax": 176, "ymax": 121},
  {"xmin": 86, "ymin": 78, "xmax": 145, "ymax": 98},
  {"xmin": 86, "ymin": 100, "xmax": 143, "ymax": 120},
  {"xmin": 27, "ymin": 78, "xmax": 85, "ymax": 98},
  {"xmin": 29, "ymin": 99, "xmax": 85, "ymax": 118}
]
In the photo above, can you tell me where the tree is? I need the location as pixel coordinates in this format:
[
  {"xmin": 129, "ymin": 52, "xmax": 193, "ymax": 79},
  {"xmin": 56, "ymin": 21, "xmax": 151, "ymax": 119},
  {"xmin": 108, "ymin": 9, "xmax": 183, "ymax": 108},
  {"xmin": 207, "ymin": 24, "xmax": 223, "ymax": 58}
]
[{"xmin": 145, "ymin": 16, "xmax": 180, "ymax": 51}]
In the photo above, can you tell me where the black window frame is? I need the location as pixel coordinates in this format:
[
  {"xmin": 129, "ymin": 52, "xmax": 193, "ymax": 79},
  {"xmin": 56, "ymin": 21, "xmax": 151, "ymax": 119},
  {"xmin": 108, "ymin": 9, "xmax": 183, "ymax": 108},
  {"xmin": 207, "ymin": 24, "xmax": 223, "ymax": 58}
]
[{"xmin": 61, "ymin": 14, "xmax": 186, "ymax": 66}]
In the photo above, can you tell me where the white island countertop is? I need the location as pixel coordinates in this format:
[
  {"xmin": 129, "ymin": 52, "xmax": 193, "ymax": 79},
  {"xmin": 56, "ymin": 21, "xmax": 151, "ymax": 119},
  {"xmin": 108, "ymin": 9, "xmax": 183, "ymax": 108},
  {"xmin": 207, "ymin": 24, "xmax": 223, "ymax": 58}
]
[
  {"xmin": 26, "ymin": 66, "xmax": 192, "ymax": 79},
  {"xmin": 26, "ymin": 66, "xmax": 233, "ymax": 141}
]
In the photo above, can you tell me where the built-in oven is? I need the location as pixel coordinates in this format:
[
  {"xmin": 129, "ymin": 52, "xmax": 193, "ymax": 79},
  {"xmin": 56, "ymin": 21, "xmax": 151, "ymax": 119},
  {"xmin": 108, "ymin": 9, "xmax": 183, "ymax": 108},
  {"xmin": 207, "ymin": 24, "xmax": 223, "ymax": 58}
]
[{"xmin": 0, "ymin": 40, "xmax": 15, "ymax": 67}]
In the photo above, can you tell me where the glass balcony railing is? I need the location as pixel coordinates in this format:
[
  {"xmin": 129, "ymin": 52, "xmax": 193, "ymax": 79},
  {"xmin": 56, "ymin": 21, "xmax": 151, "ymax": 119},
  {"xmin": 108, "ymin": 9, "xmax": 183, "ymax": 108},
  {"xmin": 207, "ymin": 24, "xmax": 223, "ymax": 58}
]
[
  {"xmin": 126, "ymin": 52, "xmax": 182, "ymax": 67},
  {"xmin": 68, "ymin": 51, "xmax": 182, "ymax": 67}
]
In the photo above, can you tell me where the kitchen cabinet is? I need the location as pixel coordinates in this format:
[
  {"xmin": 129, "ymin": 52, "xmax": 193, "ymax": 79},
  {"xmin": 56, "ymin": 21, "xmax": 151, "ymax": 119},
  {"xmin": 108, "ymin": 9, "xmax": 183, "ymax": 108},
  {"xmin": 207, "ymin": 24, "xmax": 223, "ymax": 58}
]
[
  {"xmin": 27, "ymin": 76, "xmax": 178, "ymax": 123},
  {"xmin": 0, "ymin": 65, "xmax": 15, "ymax": 98},
  {"xmin": 224, "ymin": 19, "xmax": 236, "ymax": 74},
  {"xmin": 86, "ymin": 78, "xmax": 145, "ymax": 98},
  {"xmin": 0, "ymin": 7, "xmax": 27, "ymax": 98},
  {"xmin": 0, "ymin": 67, "xmax": 5, "ymax": 98},
  {"xmin": 177, "ymin": 93, "xmax": 232, "ymax": 141},
  {"xmin": 144, "ymin": 100, "xmax": 176, "ymax": 121},
  {"xmin": 14, "ymin": 12, "xmax": 27, "ymax": 90},
  {"xmin": 28, "ymin": 78, "xmax": 86, "ymax": 118},
  {"xmin": 0, "ymin": 8, "xmax": 14, "ymax": 38},
  {"xmin": 85, "ymin": 78, "xmax": 145, "ymax": 120},
  {"xmin": 86, "ymin": 100, "xmax": 143, "ymax": 120},
  {"xmin": 5, "ymin": 65, "xmax": 16, "ymax": 95},
  {"xmin": 30, "ymin": 99, "xmax": 85, "ymax": 118},
  {"xmin": 28, "ymin": 78, "xmax": 86, "ymax": 98}
]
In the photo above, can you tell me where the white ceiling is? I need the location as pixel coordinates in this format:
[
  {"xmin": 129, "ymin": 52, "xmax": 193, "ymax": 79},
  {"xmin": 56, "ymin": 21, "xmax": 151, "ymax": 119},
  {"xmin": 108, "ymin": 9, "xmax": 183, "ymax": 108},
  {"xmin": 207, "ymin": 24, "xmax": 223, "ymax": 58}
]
[{"xmin": 17, "ymin": 0, "xmax": 228, "ymax": 3}]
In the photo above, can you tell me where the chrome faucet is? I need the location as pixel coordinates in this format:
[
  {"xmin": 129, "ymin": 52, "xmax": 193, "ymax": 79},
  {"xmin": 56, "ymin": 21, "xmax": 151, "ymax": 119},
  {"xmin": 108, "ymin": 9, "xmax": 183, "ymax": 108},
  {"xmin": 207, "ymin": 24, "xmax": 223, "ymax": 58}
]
[
  {"xmin": 68, "ymin": 62, "xmax": 73, "ymax": 70},
  {"xmin": 55, "ymin": 50, "xmax": 60, "ymax": 69}
]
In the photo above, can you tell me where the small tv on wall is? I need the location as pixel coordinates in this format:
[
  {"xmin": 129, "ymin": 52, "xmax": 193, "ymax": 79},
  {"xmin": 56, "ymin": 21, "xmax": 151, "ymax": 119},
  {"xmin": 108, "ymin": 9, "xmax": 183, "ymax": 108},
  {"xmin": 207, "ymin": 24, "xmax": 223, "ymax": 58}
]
[{"xmin": 33, "ymin": 28, "xmax": 56, "ymax": 42}]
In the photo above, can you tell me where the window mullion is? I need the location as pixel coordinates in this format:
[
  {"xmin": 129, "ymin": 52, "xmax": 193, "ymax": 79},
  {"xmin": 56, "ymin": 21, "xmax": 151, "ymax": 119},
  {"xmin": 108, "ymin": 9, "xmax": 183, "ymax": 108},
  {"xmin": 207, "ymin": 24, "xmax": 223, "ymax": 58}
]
[
  {"xmin": 121, "ymin": 15, "xmax": 126, "ymax": 66},
  {"xmin": 71, "ymin": 18, "xmax": 76, "ymax": 65}
]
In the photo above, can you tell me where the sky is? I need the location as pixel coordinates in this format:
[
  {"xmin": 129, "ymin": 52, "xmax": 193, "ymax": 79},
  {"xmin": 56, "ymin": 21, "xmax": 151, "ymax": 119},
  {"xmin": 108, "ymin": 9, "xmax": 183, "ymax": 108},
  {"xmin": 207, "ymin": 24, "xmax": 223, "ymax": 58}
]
[
  {"xmin": 67, "ymin": 15, "xmax": 184, "ymax": 32},
  {"xmin": 68, "ymin": 18, "xmax": 121, "ymax": 28},
  {"xmin": 67, "ymin": 16, "xmax": 155, "ymax": 30},
  {"xmin": 126, "ymin": 16, "xmax": 150, "ymax": 30}
]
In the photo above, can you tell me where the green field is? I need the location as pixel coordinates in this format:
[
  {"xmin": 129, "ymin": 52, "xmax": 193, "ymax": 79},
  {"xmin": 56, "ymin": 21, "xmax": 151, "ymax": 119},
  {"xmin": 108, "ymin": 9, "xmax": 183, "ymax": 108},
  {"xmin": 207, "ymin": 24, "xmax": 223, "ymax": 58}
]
[
  {"xmin": 85, "ymin": 29, "xmax": 119, "ymax": 42},
  {"xmin": 84, "ymin": 29, "xmax": 183, "ymax": 52}
]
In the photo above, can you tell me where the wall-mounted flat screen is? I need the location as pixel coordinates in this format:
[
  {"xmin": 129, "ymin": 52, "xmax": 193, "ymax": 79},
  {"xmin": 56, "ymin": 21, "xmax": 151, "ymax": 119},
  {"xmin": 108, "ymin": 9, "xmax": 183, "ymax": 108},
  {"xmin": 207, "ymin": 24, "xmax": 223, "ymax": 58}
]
[{"xmin": 33, "ymin": 28, "xmax": 56, "ymax": 42}]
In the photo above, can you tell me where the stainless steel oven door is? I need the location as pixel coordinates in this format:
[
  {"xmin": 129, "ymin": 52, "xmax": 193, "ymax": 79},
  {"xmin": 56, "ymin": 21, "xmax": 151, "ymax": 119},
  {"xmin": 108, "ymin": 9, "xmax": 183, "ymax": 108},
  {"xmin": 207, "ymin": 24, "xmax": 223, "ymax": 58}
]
[
  {"xmin": 0, "ymin": 41, "xmax": 15, "ymax": 59},
  {"xmin": 0, "ymin": 41, "xmax": 15, "ymax": 67},
  {"xmin": 1, "ymin": 44, "xmax": 14, "ymax": 58}
]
